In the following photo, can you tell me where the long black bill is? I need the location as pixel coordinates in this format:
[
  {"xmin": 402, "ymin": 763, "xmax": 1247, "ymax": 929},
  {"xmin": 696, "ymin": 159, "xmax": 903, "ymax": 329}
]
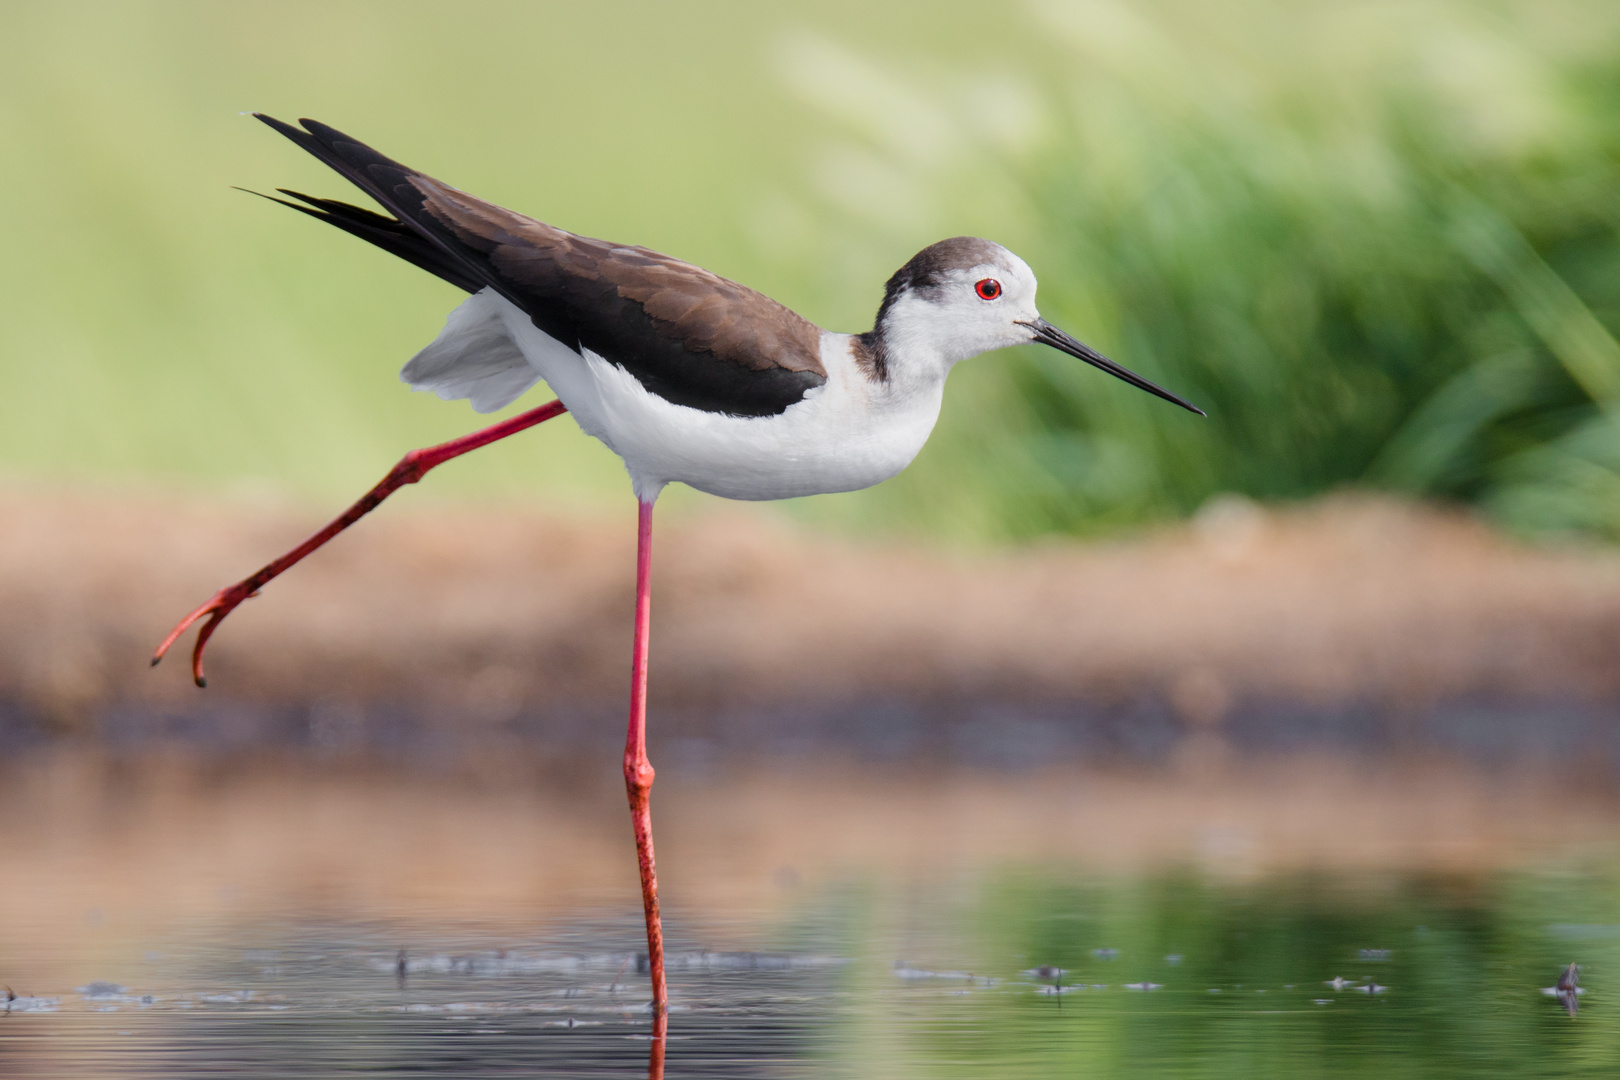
[{"xmin": 1024, "ymin": 319, "xmax": 1205, "ymax": 416}]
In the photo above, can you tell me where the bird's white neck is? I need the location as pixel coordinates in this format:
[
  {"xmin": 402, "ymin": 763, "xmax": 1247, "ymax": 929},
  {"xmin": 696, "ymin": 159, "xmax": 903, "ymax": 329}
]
[{"xmin": 854, "ymin": 293, "xmax": 982, "ymax": 402}]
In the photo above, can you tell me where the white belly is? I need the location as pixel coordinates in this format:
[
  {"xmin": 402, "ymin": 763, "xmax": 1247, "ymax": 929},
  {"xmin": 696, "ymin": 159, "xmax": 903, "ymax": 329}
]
[{"xmin": 493, "ymin": 296, "xmax": 944, "ymax": 502}]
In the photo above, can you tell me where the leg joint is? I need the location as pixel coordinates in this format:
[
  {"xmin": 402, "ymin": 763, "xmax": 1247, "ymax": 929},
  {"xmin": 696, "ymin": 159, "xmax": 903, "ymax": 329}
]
[
  {"xmin": 623, "ymin": 757, "xmax": 655, "ymax": 794},
  {"xmin": 392, "ymin": 448, "xmax": 438, "ymax": 486}
]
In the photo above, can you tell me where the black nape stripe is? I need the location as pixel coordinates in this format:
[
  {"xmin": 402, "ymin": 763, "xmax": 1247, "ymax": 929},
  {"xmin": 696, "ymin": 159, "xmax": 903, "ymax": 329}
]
[{"xmin": 858, "ymin": 237, "xmax": 1002, "ymax": 384}]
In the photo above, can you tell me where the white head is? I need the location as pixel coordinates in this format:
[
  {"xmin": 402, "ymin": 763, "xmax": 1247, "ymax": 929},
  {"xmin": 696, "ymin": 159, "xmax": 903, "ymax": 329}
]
[{"xmin": 864, "ymin": 237, "xmax": 1203, "ymax": 414}]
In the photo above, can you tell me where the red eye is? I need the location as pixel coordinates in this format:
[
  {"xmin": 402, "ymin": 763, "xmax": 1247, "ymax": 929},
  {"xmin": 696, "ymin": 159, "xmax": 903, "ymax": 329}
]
[{"xmin": 975, "ymin": 278, "xmax": 1002, "ymax": 300}]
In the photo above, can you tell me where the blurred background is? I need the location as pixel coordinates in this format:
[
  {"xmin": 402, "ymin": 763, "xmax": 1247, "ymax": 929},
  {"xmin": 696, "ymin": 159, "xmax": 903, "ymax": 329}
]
[
  {"xmin": 6, "ymin": 2, "xmax": 1620, "ymax": 1076},
  {"xmin": 7, "ymin": 0, "xmax": 1620, "ymax": 537}
]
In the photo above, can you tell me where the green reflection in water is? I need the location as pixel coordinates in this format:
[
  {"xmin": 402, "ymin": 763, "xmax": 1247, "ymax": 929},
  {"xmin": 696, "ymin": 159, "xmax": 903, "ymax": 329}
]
[
  {"xmin": 812, "ymin": 865, "xmax": 1620, "ymax": 1079},
  {"xmin": 6, "ymin": 860, "xmax": 1620, "ymax": 1077}
]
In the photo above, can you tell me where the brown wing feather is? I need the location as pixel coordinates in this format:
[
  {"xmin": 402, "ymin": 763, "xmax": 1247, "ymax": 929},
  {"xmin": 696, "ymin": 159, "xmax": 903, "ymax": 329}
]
[
  {"xmin": 409, "ymin": 177, "xmax": 827, "ymax": 412},
  {"xmin": 257, "ymin": 116, "xmax": 827, "ymax": 417}
]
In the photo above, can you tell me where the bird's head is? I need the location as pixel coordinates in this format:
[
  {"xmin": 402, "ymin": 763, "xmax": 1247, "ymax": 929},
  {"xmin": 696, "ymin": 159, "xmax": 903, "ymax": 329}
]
[{"xmin": 872, "ymin": 237, "xmax": 1204, "ymax": 415}]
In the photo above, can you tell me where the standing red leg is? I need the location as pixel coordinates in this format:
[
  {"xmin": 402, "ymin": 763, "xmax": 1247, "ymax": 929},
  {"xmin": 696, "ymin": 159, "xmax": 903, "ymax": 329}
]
[
  {"xmin": 648, "ymin": 1005, "xmax": 668, "ymax": 1080},
  {"xmin": 625, "ymin": 497, "xmax": 668, "ymax": 1029},
  {"xmin": 151, "ymin": 398, "xmax": 568, "ymax": 686}
]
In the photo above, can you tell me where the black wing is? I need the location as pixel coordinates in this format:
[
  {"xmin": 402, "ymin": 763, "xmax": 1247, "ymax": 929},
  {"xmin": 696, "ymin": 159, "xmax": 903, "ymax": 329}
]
[{"xmin": 254, "ymin": 115, "xmax": 827, "ymax": 417}]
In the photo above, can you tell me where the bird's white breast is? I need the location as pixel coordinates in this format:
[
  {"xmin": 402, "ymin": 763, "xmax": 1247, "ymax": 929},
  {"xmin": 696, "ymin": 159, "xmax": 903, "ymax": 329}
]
[{"xmin": 489, "ymin": 293, "xmax": 944, "ymax": 502}]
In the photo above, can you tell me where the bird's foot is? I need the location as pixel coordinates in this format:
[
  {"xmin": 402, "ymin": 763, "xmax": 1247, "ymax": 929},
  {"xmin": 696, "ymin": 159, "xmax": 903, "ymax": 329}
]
[{"xmin": 150, "ymin": 578, "xmax": 261, "ymax": 687}]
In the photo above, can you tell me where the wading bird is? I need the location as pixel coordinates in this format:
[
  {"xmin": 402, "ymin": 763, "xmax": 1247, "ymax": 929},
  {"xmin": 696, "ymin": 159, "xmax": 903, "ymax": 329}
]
[{"xmin": 153, "ymin": 116, "xmax": 1202, "ymax": 1043}]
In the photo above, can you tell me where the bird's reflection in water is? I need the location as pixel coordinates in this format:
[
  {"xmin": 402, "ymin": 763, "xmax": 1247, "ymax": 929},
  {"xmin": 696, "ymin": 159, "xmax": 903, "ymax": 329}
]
[{"xmin": 647, "ymin": 1007, "xmax": 668, "ymax": 1080}]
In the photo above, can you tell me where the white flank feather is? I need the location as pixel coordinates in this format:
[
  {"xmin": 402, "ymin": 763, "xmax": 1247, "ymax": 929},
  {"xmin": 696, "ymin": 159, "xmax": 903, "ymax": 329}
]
[{"xmin": 401, "ymin": 288, "xmax": 541, "ymax": 413}]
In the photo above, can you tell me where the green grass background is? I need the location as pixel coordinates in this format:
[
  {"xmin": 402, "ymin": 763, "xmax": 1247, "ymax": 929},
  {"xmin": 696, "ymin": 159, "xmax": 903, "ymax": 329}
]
[{"xmin": 4, "ymin": 1, "xmax": 1619, "ymax": 540}]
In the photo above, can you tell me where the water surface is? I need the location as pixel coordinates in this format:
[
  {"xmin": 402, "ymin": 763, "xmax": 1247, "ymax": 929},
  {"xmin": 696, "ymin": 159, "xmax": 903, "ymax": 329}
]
[{"xmin": 3, "ymin": 750, "xmax": 1617, "ymax": 1077}]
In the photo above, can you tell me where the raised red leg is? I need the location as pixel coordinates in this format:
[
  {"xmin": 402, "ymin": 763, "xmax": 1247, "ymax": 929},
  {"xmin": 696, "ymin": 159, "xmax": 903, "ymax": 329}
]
[
  {"xmin": 625, "ymin": 497, "xmax": 668, "ymax": 1026},
  {"xmin": 151, "ymin": 398, "xmax": 568, "ymax": 686}
]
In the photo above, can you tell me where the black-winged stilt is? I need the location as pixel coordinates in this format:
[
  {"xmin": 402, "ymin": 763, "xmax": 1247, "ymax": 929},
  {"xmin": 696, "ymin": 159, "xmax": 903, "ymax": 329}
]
[{"xmin": 152, "ymin": 116, "xmax": 1202, "ymax": 1035}]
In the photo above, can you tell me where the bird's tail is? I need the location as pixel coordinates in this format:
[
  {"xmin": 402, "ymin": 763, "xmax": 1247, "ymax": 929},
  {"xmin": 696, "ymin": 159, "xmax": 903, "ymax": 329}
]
[
  {"xmin": 239, "ymin": 187, "xmax": 482, "ymax": 293},
  {"xmin": 248, "ymin": 114, "xmax": 490, "ymax": 295},
  {"xmin": 401, "ymin": 289, "xmax": 540, "ymax": 413}
]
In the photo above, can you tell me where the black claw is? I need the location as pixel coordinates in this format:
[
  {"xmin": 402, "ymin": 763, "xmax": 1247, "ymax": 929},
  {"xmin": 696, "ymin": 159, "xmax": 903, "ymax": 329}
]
[
  {"xmin": 149, "ymin": 656, "xmax": 162, "ymax": 667},
  {"xmin": 196, "ymin": 676, "xmax": 207, "ymax": 689}
]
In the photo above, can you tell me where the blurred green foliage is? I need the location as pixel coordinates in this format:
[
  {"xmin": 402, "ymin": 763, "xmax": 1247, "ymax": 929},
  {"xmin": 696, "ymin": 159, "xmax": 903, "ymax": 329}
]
[
  {"xmin": 4, "ymin": 2, "xmax": 1620, "ymax": 541},
  {"xmin": 766, "ymin": 0, "xmax": 1620, "ymax": 539},
  {"xmin": 0, "ymin": 1, "xmax": 990, "ymax": 512}
]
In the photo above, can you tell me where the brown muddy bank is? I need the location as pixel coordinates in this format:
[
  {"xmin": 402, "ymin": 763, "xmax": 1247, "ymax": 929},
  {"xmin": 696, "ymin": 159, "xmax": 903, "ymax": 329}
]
[{"xmin": 3, "ymin": 485, "xmax": 1620, "ymax": 753}]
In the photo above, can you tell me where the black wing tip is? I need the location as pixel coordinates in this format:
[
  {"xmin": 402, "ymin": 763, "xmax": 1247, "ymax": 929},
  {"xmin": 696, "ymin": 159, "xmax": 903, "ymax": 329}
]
[
  {"xmin": 232, "ymin": 186, "xmax": 341, "ymax": 224},
  {"xmin": 237, "ymin": 181, "xmax": 486, "ymax": 295},
  {"xmin": 252, "ymin": 114, "xmax": 353, "ymax": 156},
  {"xmin": 250, "ymin": 112, "xmax": 316, "ymax": 133},
  {"xmin": 232, "ymin": 184, "xmax": 296, "ymax": 205},
  {"xmin": 295, "ymin": 117, "xmax": 344, "ymax": 139},
  {"xmin": 247, "ymin": 112, "xmax": 490, "ymax": 295},
  {"xmin": 251, "ymin": 111, "xmax": 298, "ymax": 134}
]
